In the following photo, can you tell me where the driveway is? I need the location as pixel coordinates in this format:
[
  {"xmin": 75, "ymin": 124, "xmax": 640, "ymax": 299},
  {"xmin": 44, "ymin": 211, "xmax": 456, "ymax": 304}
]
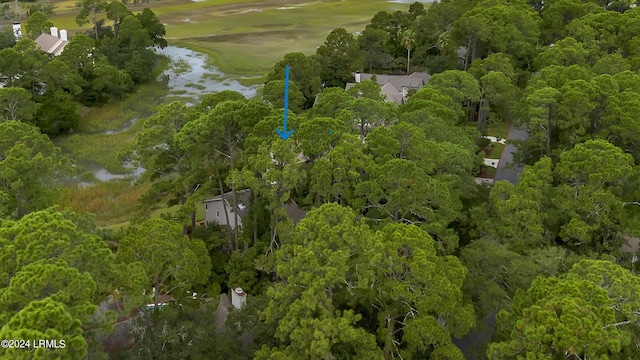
[{"xmin": 494, "ymin": 125, "xmax": 528, "ymax": 185}]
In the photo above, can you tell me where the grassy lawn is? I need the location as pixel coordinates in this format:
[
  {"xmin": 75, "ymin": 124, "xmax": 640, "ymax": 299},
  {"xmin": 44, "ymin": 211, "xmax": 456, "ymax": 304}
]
[
  {"xmin": 485, "ymin": 166, "xmax": 497, "ymax": 178},
  {"xmin": 487, "ymin": 142, "xmax": 505, "ymax": 159},
  {"xmin": 485, "ymin": 120, "xmax": 512, "ymax": 140}
]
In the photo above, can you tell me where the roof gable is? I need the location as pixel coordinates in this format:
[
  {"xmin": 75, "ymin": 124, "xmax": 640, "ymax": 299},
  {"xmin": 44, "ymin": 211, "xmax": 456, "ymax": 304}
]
[{"xmin": 34, "ymin": 33, "xmax": 68, "ymax": 56}]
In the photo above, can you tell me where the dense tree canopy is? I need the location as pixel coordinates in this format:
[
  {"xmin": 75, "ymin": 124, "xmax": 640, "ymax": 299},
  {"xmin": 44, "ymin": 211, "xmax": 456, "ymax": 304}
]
[{"xmin": 5, "ymin": 0, "xmax": 640, "ymax": 358}]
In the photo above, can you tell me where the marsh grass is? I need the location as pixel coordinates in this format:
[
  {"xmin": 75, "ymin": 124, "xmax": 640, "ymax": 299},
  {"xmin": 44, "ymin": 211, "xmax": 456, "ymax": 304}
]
[
  {"xmin": 57, "ymin": 180, "xmax": 152, "ymax": 226},
  {"xmin": 56, "ymin": 119, "xmax": 142, "ymax": 173},
  {"xmin": 100, "ymin": 202, "xmax": 206, "ymax": 230},
  {"xmin": 233, "ymin": 76, "xmax": 265, "ymax": 86},
  {"xmin": 49, "ymin": 0, "xmax": 409, "ymax": 75},
  {"xmin": 171, "ymin": 58, "xmax": 192, "ymax": 75},
  {"xmin": 55, "ymin": 57, "xmax": 171, "ymax": 173},
  {"xmin": 201, "ymin": 73, "xmax": 223, "ymax": 80},
  {"xmin": 185, "ymin": 82, "xmax": 207, "ymax": 90},
  {"xmin": 78, "ymin": 56, "xmax": 170, "ymax": 132}
]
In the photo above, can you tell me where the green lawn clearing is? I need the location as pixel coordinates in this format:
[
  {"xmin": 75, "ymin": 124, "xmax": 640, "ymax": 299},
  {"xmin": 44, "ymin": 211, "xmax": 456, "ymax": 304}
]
[
  {"xmin": 487, "ymin": 142, "xmax": 505, "ymax": 159},
  {"xmin": 485, "ymin": 120, "xmax": 511, "ymax": 140}
]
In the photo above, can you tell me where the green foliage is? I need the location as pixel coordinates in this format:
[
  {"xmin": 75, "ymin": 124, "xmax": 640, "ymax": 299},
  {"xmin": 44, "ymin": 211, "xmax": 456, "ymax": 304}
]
[
  {"xmin": 262, "ymin": 79, "xmax": 305, "ymax": 114},
  {"xmin": 488, "ymin": 259, "xmax": 640, "ymax": 359},
  {"xmin": 359, "ymin": 27, "xmax": 391, "ymax": 72},
  {"xmin": 315, "ymin": 28, "xmax": 366, "ymax": 87},
  {"xmin": 116, "ymin": 218, "xmax": 211, "ymax": 302},
  {"xmin": 24, "ymin": 11, "xmax": 53, "ymax": 39},
  {"xmin": 0, "ymin": 25, "xmax": 15, "ymax": 50},
  {"xmin": 0, "ymin": 298, "xmax": 87, "ymax": 359},
  {"xmin": 265, "ymin": 52, "xmax": 322, "ymax": 109},
  {"xmin": 260, "ymin": 204, "xmax": 473, "ymax": 358},
  {"xmin": 114, "ymin": 301, "xmax": 246, "ymax": 360},
  {"xmin": 0, "ymin": 122, "xmax": 73, "ymax": 218},
  {"xmin": 136, "ymin": 8, "xmax": 167, "ymax": 49},
  {"xmin": 312, "ymin": 87, "xmax": 353, "ymax": 118},
  {"xmin": 105, "ymin": 0, "xmax": 132, "ymax": 37},
  {"xmin": 35, "ymin": 91, "xmax": 80, "ymax": 137},
  {"xmin": 75, "ymin": 0, "xmax": 108, "ymax": 40},
  {"xmin": 0, "ymin": 87, "xmax": 39, "ymax": 123},
  {"xmin": 0, "ymin": 207, "xmax": 129, "ymax": 359},
  {"xmin": 452, "ymin": 0, "xmax": 541, "ymax": 67}
]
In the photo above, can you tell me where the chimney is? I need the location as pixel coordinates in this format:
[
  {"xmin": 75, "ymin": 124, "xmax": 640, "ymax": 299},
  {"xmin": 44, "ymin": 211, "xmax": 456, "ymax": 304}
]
[
  {"xmin": 402, "ymin": 87, "xmax": 408, "ymax": 98},
  {"xmin": 60, "ymin": 30, "xmax": 68, "ymax": 41},
  {"xmin": 50, "ymin": 27, "xmax": 58, "ymax": 37},
  {"xmin": 12, "ymin": 22, "xmax": 22, "ymax": 40},
  {"xmin": 231, "ymin": 287, "xmax": 247, "ymax": 309},
  {"xmin": 355, "ymin": 71, "xmax": 361, "ymax": 83}
]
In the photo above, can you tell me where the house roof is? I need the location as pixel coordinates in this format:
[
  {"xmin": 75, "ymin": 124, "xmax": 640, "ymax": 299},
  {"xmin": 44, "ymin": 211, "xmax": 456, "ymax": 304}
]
[
  {"xmin": 621, "ymin": 234, "xmax": 640, "ymax": 254},
  {"xmin": 202, "ymin": 189, "xmax": 307, "ymax": 224},
  {"xmin": 203, "ymin": 189, "xmax": 251, "ymax": 219},
  {"xmin": 284, "ymin": 202, "xmax": 307, "ymax": 224},
  {"xmin": 34, "ymin": 33, "xmax": 68, "ymax": 56},
  {"xmin": 456, "ymin": 46, "xmax": 468, "ymax": 59},
  {"xmin": 380, "ymin": 82, "xmax": 405, "ymax": 104},
  {"xmin": 346, "ymin": 72, "xmax": 430, "ymax": 105},
  {"xmin": 357, "ymin": 72, "xmax": 430, "ymax": 92}
]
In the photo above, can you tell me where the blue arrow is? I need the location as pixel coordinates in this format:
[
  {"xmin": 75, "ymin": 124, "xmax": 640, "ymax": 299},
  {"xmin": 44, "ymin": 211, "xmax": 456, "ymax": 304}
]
[{"xmin": 276, "ymin": 65, "xmax": 294, "ymax": 140}]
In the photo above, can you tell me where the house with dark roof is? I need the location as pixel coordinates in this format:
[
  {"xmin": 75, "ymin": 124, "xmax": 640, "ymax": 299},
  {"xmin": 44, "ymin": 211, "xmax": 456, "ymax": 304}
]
[
  {"xmin": 34, "ymin": 27, "xmax": 69, "ymax": 56},
  {"xmin": 344, "ymin": 71, "xmax": 431, "ymax": 105},
  {"xmin": 202, "ymin": 189, "xmax": 306, "ymax": 229}
]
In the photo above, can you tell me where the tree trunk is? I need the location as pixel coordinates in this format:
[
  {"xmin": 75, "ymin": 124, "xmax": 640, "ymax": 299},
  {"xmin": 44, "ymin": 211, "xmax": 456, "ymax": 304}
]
[
  {"xmin": 382, "ymin": 313, "xmax": 395, "ymax": 358},
  {"xmin": 407, "ymin": 47, "xmax": 410, "ymax": 74},
  {"xmin": 269, "ymin": 209, "xmax": 277, "ymax": 254},
  {"xmin": 93, "ymin": 11, "xmax": 99, "ymax": 40},
  {"xmin": 227, "ymin": 132, "xmax": 239, "ymax": 250},
  {"xmin": 253, "ymin": 200, "xmax": 258, "ymax": 246},
  {"xmin": 470, "ymin": 35, "xmax": 478, "ymax": 65},
  {"xmin": 477, "ymin": 91, "xmax": 486, "ymax": 130},
  {"xmin": 215, "ymin": 165, "xmax": 233, "ymax": 252},
  {"xmin": 546, "ymin": 106, "xmax": 552, "ymax": 156},
  {"xmin": 463, "ymin": 36, "xmax": 472, "ymax": 70},
  {"xmin": 153, "ymin": 277, "xmax": 159, "ymax": 310}
]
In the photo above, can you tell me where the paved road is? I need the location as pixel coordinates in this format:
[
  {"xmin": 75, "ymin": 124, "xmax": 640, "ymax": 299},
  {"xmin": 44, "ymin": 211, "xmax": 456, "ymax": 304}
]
[
  {"xmin": 494, "ymin": 125, "xmax": 528, "ymax": 185},
  {"xmin": 453, "ymin": 310, "xmax": 498, "ymax": 360},
  {"xmin": 453, "ymin": 125, "xmax": 529, "ymax": 358}
]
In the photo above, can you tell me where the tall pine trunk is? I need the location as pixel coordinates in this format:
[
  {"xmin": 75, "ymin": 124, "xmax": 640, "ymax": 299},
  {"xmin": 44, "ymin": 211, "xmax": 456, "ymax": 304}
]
[
  {"xmin": 215, "ymin": 165, "xmax": 233, "ymax": 252},
  {"xmin": 406, "ymin": 47, "xmax": 410, "ymax": 74},
  {"xmin": 227, "ymin": 133, "xmax": 239, "ymax": 251}
]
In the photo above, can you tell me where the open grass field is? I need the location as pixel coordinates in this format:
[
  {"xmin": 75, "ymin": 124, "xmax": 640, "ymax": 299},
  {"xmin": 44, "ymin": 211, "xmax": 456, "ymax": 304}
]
[{"xmin": 44, "ymin": 0, "xmax": 418, "ymax": 75}]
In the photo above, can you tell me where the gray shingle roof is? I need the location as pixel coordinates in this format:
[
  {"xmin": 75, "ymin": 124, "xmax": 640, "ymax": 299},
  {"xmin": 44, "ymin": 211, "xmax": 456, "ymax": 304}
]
[{"xmin": 34, "ymin": 33, "xmax": 68, "ymax": 56}]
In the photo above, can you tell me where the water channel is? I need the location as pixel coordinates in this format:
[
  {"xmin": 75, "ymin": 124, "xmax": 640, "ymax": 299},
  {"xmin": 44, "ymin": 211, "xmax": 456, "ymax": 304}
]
[{"xmin": 76, "ymin": 46, "xmax": 260, "ymax": 185}]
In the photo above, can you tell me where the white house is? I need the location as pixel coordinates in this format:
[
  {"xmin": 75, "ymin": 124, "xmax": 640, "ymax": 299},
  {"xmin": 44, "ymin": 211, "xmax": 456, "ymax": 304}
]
[{"xmin": 202, "ymin": 189, "xmax": 306, "ymax": 229}]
